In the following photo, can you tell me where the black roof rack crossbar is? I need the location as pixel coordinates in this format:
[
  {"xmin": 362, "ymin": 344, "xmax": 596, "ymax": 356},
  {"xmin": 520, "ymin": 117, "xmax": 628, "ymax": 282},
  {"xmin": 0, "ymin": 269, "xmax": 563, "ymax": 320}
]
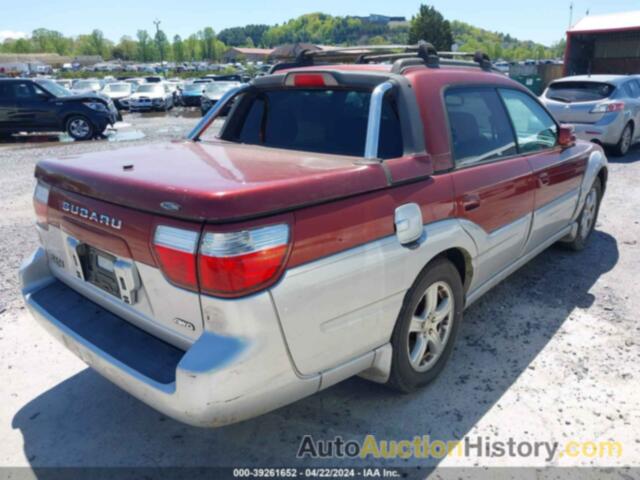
[{"xmin": 269, "ymin": 41, "xmax": 497, "ymax": 74}]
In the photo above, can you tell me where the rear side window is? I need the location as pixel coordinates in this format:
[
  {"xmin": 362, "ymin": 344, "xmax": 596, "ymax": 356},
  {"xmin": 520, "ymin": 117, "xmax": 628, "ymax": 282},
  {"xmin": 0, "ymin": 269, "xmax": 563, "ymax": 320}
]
[
  {"xmin": 499, "ymin": 89, "xmax": 558, "ymax": 153},
  {"xmin": 546, "ymin": 81, "xmax": 615, "ymax": 102},
  {"xmin": 445, "ymin": 88, "xmax": 517, "ymax": 167},
  {"xmin": 225, "ymin": 89, "xmax": 403, "ymax": 159}
]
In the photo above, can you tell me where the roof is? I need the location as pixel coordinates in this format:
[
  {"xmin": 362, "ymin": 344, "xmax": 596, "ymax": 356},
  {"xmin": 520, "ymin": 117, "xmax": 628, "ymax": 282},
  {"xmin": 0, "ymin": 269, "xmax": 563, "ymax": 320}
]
[
  {"xmin": 0, "ymin": 53, "xmax": 70, "ymax": 64},
  {"xmin": 225, "ymin": 47, "xmax": 274, "ymax": 55},
  {"xmin": 569, "ymin": 11, "xmax": 640, "ymax": 33},
  {"xmin": 552, "ymin": 74, "xmax": 634, "ymax": 84}
]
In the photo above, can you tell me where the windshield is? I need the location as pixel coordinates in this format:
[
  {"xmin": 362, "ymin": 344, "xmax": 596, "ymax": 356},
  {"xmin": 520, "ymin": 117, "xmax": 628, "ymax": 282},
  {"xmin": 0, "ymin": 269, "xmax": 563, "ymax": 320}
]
[
  {"xmin": 37, "ymin": 79, "xmax": 71, "ymax": 97},
  {"xmin": 104, "ymin": 83, "xmax": 130, "ymax": 93},
  {"xmin": 205, "ymin": 83, "xmax": 237, "ymax": 95},
  {"xmin": 75, "ymin": 80, "xmax": 100, "ymax": 90},
  {"xmin": 184, "ymin": 83, "xmax": 203, "ymax": 92},
  {"xmin": 136, "ymin": 84, "xmax": 163, "ymax": 93},
  {"xmin": 222, "ymin": 89, "xmax": 403, "ymax": 158},
  {"xmin": 546, "ymin": 81, "xmax": 615, "ymax": 103}
]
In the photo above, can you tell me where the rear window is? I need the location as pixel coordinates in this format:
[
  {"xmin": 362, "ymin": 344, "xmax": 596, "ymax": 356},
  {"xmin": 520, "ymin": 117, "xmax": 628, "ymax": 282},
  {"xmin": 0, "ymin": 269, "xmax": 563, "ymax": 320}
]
[
  {"xmin": 546, "ymin": 81, "xmax": 615, "ymax": 103},
  {"xmin": 223, "ymin": 89, "xmax": 403, "ymax": 159}
]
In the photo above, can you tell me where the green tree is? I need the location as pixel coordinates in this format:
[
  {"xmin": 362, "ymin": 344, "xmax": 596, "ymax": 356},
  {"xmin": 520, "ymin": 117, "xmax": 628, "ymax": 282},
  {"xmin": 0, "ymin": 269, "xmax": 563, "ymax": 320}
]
[
  {"xmin": 136, "ymin": 30, "xmax": 152, "ymax": 61},
  {"xmin": 172, "ymin": 35, "xmax": 185, "ymax": 62},
  {"xmin": 31, "ymin": 29, "xmax": 73, "ymax": 55},
  {"xmin": 184, "ymin": 34, "xmax": 201, "ymax": 61},
  {"xmin": 201, "ymin": 27, "xmax": 217, "ymax": 60},
  {"xmin": 155, "ymin": 29, "xmax": 169, "ymax": 61},
  {"xmin": 112, "ymin": 36, "xmax": 138, "ymax": 60},
  {"xmin": 409, "ymin": 4, "xmax": 453, "ymax": 51}
]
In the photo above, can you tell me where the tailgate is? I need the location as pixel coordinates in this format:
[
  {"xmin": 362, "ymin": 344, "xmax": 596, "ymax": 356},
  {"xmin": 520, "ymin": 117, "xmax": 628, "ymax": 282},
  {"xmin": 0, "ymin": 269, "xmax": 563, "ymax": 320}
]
[
  {"xmin": 545, "ymin": 99, "xmax": 604, "ymax": 124},
  {"xmin": 39, "ymin": 187, "xmax": 204, "ymax": 349}
]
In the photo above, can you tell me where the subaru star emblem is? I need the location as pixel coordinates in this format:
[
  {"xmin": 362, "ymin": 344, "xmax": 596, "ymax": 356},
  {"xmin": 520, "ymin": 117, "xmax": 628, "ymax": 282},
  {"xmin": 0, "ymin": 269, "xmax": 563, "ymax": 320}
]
[{"xmin": 160, "ymin": 201, "xmax": 181, "ymax": 212}]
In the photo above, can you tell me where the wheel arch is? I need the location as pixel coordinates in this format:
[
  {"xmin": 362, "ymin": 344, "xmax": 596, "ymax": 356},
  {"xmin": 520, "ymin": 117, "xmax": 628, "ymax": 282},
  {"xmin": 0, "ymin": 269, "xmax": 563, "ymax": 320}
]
[
  {"xmin": 436, "ymin": 247, "xmax": 474, "ymax": 294},
  {"xmin": 597, "ymin": 166, "xmax": 608, "ymax": 194}
]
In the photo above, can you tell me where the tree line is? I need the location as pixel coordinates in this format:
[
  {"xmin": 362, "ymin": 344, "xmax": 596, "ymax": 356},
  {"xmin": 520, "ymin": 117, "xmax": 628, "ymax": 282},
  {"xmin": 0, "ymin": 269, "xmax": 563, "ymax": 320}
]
[{"xmin": 0, "ymin": 6, "xmax": 565, "ymax": 63}]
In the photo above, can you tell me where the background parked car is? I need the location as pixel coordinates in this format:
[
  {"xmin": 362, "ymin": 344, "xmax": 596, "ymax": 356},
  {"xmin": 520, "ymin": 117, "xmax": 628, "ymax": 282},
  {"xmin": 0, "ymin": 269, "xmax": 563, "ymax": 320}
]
[
  {"xmin": 55, "ymin": 79, "xmax": 73, "ymax": 90},
  {"xmin": 200, "ymin": 81, "xmax": 241, "ymax": 115},
  {"xmin": 0, "ymin": 78, "xmax": 119, "ymax": 141},
  {"xmin": 541, "ymin": 74, "xmax": 640, "ymax": 156},
  {"xmin": 180, "ymin": 82, "xmax": 206, "ymax": 107},
  {"xmin": 128, "ymin": 83, "xmax": 174, "ymax": 111},
  {"xmin": 101, "ymin": 82, "xmax": 134, "ymax": 110},
  {"xmin": 71, "ymin": 79, "xmax": 103, "ymax": 94}
]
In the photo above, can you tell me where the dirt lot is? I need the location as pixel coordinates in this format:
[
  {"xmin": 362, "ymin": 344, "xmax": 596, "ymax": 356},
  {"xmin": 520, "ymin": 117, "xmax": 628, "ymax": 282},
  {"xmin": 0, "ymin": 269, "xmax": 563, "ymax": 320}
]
[{"xmin": 0, "ymin": 111, "xmax": 639, "ymax": 478}]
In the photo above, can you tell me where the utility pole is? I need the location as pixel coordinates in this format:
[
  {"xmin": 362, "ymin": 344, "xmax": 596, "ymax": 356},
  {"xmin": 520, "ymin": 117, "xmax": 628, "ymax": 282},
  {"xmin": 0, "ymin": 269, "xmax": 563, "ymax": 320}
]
[
  {"xmin": 153, "ymin": 19, "xmax": 164, "ymax": 66},
  {"xmin": 569, "ymin": 2, "xmax": 573, "ymax": 28}
]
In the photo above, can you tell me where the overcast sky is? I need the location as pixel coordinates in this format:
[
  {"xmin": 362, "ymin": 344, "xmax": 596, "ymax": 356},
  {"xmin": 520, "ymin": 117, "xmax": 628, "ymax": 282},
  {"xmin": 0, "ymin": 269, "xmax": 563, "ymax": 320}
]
[{"xmin": 1, "ymin": 0, "xmax": 639, "ymax": 46}]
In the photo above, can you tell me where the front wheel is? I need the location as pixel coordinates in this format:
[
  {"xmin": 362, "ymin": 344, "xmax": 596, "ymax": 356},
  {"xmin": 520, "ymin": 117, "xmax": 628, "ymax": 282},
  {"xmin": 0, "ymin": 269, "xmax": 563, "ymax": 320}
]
[
  {"xmin": 66, "ymin": 115, "xmax": 95, "ymax": 141},
  {"xmin": 564, "ymin": 177, "xmax": 602, "ymax": 251},
  {"xmin": 387, "ymin": 258, "xmax": 464, "ymax": 393}
]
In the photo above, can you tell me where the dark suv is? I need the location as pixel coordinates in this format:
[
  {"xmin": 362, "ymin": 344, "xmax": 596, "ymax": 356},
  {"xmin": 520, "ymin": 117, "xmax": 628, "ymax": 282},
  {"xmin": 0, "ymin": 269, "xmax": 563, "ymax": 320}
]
[{"xmin": 0, "ymin": 78, "xmax": 120, "ymax": 141}]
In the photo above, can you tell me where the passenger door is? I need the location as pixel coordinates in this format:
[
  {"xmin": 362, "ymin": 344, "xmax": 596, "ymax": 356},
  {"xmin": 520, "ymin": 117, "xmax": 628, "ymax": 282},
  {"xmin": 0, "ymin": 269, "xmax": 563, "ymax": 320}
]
[
  {"xmin": 0, "ymin": 82, "xmax": 17, "ymax": 131},
  {"xmin": 498, "ymin": 88, "xmax": 586, "ymax": 253},
  {"xmin": 445, "ymin": 87, "xmax": 536, "ymax": 287},
  {"xmin": 12, "ymin": 81, "xmax": 58, "ymax": 130}
]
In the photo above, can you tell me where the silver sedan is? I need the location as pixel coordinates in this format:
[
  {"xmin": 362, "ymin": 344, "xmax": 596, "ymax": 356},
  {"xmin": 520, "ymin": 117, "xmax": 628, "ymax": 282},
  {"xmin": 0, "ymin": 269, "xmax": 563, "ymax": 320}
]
[{"xmin": 541, "ymin": 74, "xmax": 640, "ymax": 156}]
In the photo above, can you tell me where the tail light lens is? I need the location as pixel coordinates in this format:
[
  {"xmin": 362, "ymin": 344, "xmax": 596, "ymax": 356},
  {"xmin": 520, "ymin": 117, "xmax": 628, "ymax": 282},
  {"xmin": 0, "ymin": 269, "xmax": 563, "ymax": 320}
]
[
  {"xmin": 199, "ymin": 224, "xmax": 290, "ymax": 296},
  {"xmin": 153, "ymin": 225, "xmax": 199, "ymax": 291},
  {"xmin": 591, "ymin": 102, "xmax": 624, "ymax": 113},
  {"xmin": 152, "ymin": 223, "xmax": 290, "ymax": 297},
  {"xmin": 33, "ymin": 182, "xmax": 50, "ymax": 229}
]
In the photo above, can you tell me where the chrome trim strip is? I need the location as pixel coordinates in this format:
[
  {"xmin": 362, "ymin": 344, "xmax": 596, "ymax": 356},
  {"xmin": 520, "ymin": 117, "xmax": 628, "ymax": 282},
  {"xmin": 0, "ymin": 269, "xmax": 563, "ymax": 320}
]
[
  {"xmin": 187, "ymin": 84, "xmax": 250, "ymax": 141},
  {"xmin": 364, "ymin": 81, "xmax": 394, "ymax": 160}
]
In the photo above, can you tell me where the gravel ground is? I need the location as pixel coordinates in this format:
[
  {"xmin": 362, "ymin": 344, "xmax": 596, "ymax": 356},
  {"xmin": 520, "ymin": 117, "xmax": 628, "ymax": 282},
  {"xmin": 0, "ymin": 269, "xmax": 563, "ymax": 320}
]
[{"xmin": 0, "ymin": 112, "xmax": 639, "ymax": 478}]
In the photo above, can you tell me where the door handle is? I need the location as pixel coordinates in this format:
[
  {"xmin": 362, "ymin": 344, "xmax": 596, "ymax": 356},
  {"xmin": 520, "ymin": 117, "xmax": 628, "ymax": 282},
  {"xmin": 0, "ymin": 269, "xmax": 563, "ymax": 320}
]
[
  {"xmin": 538, "ymin": 172, "xmax": 551, "ymax": 186},
  {"xmin": 462, "ymin": 194, "xmax": 481, "ymax": 212}
]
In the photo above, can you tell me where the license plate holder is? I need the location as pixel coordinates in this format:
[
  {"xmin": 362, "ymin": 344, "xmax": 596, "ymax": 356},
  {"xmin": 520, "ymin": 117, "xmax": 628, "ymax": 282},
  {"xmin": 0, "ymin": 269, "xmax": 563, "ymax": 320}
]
[{"xmin": 77, "ymin": 245, "xmax": 121, "ymax": 298}]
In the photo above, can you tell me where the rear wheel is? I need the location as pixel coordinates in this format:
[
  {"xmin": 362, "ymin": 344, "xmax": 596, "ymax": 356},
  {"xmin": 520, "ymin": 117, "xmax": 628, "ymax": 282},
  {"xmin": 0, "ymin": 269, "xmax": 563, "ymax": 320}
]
[
  {"xmin": 612, "ymin": 123, "xmax": 633, "ymax": 157},
  {"xmin": 66, "ymin": 115, "xmax": 95, "ymax": 141},
  {"xmin": 387, "ymin": 258, "xmax": 463, "ymax": 393},
  {"xmin": 564, "ymin": 177, "xmax": 602, "ymax": 251}
]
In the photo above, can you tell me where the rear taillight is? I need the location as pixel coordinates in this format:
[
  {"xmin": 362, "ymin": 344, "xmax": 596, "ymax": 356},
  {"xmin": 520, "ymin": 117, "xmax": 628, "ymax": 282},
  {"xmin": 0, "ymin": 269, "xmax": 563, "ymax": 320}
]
[
  {"xmin": 153, "ymin": 225, "xmax": 199, "ymax": 291},
  {"xmin": 591, "ymin": 102, "xmax": 624, "ymax": 113},
  {"xmin": 199, "ymin": 224, "xmax": 290, "ymax": 296},
  {"xmin": 152, "ymin": 223, "xmax": 290, "ymax": 297},
  {"xmin": 33, "ymin": 182, "xmax": 50, "ymax": 229}
]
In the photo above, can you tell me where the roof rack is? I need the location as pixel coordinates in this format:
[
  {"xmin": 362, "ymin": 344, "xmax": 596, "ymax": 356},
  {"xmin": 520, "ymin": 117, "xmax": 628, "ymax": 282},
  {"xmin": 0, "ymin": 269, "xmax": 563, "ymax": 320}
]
[{"xmin": 269, "ymin": 41, "xmax": 499, "ymax": 74}]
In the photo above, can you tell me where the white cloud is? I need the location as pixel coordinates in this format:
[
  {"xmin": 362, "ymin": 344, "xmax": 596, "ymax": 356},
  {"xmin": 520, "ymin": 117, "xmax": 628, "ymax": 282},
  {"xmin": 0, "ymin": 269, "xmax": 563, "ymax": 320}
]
[{"xmin": 0, "ymin": 30, "xmax": 28, "ymax": 42}]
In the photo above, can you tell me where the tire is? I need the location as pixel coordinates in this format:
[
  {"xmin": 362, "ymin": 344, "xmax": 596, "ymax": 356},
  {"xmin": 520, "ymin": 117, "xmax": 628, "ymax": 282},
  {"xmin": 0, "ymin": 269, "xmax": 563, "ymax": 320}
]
[
  {"xmin": 66, "ymin": 115, "xmax": 95, "ymax": 141},
  {"xmin": 563, "ymin": 177, "xmax": 602, "ymax": 251},
  {"xmin": 387, "ymin": 258, "xmax": 464, "ymax": 393},
  {"xmin": 611, "ymin": 123, "xmax": 633, "ymax": 157}
]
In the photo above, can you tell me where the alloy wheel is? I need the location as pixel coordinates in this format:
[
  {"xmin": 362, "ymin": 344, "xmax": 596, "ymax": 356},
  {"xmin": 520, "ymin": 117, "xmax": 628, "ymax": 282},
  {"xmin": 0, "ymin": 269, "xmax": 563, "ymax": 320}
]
[
  {"xmin": 407, "ymin": 281, "xmax": 454, "ymax": 372},
  {"xmin": 580, "ymin": 186, "xmax": 598, "ymax": 239},
  {"xmin": 69, "ymin": 118, "xmax": 91, "ymax": 139}
]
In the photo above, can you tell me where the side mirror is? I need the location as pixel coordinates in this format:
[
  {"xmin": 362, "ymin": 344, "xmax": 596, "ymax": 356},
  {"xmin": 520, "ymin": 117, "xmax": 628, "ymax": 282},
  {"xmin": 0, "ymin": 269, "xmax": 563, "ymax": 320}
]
[{"xmin": 558, "ymin": 125, "xmax": 576, "ymax": 148}]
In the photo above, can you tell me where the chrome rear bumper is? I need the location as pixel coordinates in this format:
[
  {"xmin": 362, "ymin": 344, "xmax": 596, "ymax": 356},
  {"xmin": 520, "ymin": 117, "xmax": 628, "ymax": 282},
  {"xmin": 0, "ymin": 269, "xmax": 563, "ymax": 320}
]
[{"xmin": 20, "ymin": 247, "xmax": 321, "ymax": 427}]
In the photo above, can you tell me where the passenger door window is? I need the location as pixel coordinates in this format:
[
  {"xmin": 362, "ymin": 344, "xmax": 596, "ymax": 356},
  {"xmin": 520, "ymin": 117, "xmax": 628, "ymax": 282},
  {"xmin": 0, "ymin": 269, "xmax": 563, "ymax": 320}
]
[
  {"xmin": 499, "ymin": 89, "xmax": 558, "ymax": 154},
  {"xmin": 444, "ymin": 88, "xmax": 517, "ymax": 167}
]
